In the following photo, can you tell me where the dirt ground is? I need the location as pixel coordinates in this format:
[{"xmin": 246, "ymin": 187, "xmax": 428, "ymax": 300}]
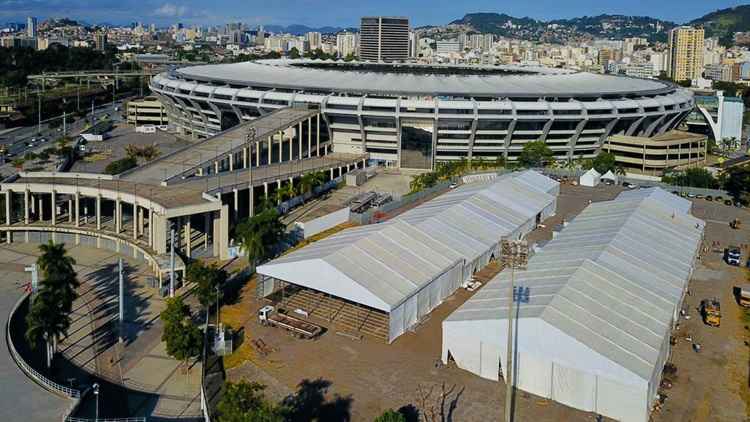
[
  {"xmin": 652, "ymin": 198, "xmax": 750, "ymax": 422},
  {"xmin": 223, "ymin": 183, "xmax": 628, "ymax": 422},
  {"xmin": 222, "ymin": 183, "xmax": 750, "ymax": 422}
]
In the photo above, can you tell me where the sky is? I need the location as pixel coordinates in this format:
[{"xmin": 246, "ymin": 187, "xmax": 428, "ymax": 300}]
[{"xmin": 2, "ymin": 0, "xmax": 749, "ymax": 28}]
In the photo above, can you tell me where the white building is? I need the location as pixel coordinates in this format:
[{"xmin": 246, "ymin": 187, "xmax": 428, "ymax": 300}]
[
  {"xmin": 442, "ymin": 188, "xmax": 704, "ymax": 422},
  {"xmin": 307, "ymin": 32, "xmax": 322, "ymax": 50},
  {"xmin": 336, "ymin": 32, "xmax": 357, "ymax": 58}
]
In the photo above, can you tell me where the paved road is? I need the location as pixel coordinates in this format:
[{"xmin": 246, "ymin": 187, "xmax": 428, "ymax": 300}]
[{"xmin": 0, "ymin": 250, "xmax": 69, "ymax": 422}]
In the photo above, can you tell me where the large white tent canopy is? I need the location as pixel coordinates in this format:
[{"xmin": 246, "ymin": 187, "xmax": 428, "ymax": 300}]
[
  {"xmin": 442, "ymin": 188, "xmax": 704, "ymax": 422},
  {"xmin": 258, "ymin": 170, "xmax": 558, "ymax": 342}
]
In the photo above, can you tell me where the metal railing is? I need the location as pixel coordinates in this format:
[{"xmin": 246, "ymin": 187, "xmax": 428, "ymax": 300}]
[
  {"xmin": 65, "ymin": 418, "xmax": 146, "ymax": 422},
  {"xmin": 6, "ymin": 292, "xmax": 82, "ymax": 399}
]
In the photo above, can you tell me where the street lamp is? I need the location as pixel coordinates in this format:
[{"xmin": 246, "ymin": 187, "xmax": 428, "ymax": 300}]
[
  {"xmin": 500, "ymin": 239, "xmax": 529, "ymax": 422},
  {"xmin": 92, "ymin": 382, "xmax": 100, "ymax": 421}
]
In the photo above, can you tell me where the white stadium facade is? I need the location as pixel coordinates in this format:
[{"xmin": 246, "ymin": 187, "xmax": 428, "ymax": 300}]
[{"xmin": 150, "ymin": 59, "xmax": 696, "ymax": 169}]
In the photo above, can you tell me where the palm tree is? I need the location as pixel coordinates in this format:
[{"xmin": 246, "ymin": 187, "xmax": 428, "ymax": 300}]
[
  {"xmin": 25, "ymin": 241, "xmax": 79, "ymax": 368},
  {"xmin": 274, "ymin": 183, "xmax": 295, "ymax": 204}
]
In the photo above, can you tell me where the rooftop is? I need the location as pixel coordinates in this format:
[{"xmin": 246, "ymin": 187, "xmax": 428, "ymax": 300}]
[{"xmin": 172, "ymin": 59, "xmax": 679, "ymax": 98}]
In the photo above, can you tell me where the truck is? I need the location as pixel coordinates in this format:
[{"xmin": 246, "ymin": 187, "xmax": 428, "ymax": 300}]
[
  {"xmin": 258, "ymin": 305, "xmax": 322, "ymax": 339},
  {"xmin": 735, "ymin": 285, "xmax": 750, "ymax": 308},
  {"xmin": 700, "ymin": 298, "xmax": 721, "ymax": 327}
]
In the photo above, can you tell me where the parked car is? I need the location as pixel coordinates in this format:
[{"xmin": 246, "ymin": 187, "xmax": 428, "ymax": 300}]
[
  {"xmin": 725, "ymin": 247, "xmax": 742, "ymax": 266},
  {"xmin": 725, "ymin": 199, "xmax": 734, "ymax": 206}
]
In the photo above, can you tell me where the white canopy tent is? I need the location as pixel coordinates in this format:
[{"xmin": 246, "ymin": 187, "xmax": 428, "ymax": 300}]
[
  {"xmin": 442, "ymin": 188, "xmax": 704, "ymax": 422},
  {"xmin": 258, "ymin": 171, "xmax": 559, "ymax": 342},
  {"xmin": 579, "ymin": 168, "xmax": 601, "ymax": 187},
  {"xmin": 601, "ymin": 170, "xmax": 618, "ymax": 184}
]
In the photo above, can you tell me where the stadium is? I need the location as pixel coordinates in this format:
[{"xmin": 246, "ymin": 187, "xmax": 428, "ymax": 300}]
[{"xmin": 149, "ymin": 59, "xmax": 695, "ymax": 169}]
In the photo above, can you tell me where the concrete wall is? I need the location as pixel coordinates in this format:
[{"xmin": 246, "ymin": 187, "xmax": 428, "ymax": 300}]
[{"xmin": 295, "ymin": 207, "xmax": 350, "ymax": 239}]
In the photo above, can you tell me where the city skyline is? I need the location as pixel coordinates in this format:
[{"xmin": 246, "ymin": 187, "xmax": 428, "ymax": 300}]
[{"xmin": 2, "ymin": 0, "xmax": 750, "ymax": 28}]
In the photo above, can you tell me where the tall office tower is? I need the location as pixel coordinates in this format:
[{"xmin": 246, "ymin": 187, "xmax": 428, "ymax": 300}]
[
  {"xmin": 27, "ymin": 16, "xmax": 37, "ymax": 38},
  {"xmin": 336, "ymin": 32, "xmax": 357, "ymax": 58},
  {"xmin": 307, "ymin": 32, "xmax": 322, "ymax": 50},
  {"xmin": 668, "ymin": 26, "xmax": 705, "ymax": 82},
  {"xmin": 359, "ymin": 16, "xmax": 409, "ymax": 62}
]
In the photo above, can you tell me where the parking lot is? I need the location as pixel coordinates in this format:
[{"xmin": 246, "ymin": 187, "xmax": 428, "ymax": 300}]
[{"xmin": 71, "ymin": 123, "xmax": 195, "ymax": 174}]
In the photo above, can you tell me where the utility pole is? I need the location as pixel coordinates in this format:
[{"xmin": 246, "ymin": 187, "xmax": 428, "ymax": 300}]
[
  {"xmin": 501, "ymin": 239, "xmax": 528, "ymax": 422},
  {"xmin": 169, "ymin": 227, "xmax": 175, "ymax": 297},
  {"xmin": 118, "ymin": 257, "xmax": 124, "ymax": 344},
  {"xmin": 62, "ymin": 98, "xmax": 67, "ymax": 136},
  {"xmin": 37, "ymin": 93, "xmax": 42, "ymax": 135}
]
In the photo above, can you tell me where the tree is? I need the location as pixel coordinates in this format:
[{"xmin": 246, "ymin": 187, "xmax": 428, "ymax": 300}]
[
  {"xmin": 161, "ymin": 297, "xmax": 203, "ymax": 372},
  {"xmin": 591, "ymin": 151, "xmax": 617, "ymax": 174},
  {"xmin": 105, "ymin": 157, "xmax": 138, "ymax": 175},
  {"xmin": 374, "ymin": 409, "xmax": 406, "ymax": 422},
  {"xmin": 186, "ymin": 261, "xmax": 228, "ymax": 311},
  {"xmin": 518, "ymin": 141, "xmax": 554, "ymax": 168},
  {"xmin": 274, "ymin": 182, "xmax": 296, "ymax": 204},
  {"xmin": 663, "ymin": 168, "xmax": 719, "ymax": 189},
  {"xmin": 217, "ymin": 381, "xmax": 284, "ymax": 422},
  {"xmin": 288, "ymin": 47, "xmax": 301, "ymax": 59},
  {"xmin": 236, "ymin": 207, "xmax": 285, "ymax": 268},
  {"xmin": 25, "ymin": 241, "xmax": 79, "ymax": 368},
  {"xmin": 723, "ymin": 165, "xmax": 750, "ymax": 204}
]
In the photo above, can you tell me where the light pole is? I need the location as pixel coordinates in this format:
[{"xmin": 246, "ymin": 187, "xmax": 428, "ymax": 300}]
[
  {"xmin": 93, "ymin": 382, "xmax": 100, "ymax": 421},
  {"xmin": 500, "ymin": 239, "xmax": 528, "ymax": 422}
]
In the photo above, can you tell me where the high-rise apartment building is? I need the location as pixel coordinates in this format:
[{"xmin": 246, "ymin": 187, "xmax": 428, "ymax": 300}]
[
  {"xmin": 307, "ymin": 32, "xmax": 322, "ymax": 50},
  {"xmin": 27, "ymin": 17, "xmax": 37, "ymax": 38},
  {"xmin": 668, "ymin": 26, "xmax": 705, "ymax": 82},
  {"xmin": 408, "ymin": 31, "xmax": 419, "ymax": 58},
  {"xmin": 359, "ymin": 16, "xmax": 409, "ymax": 62},
  {"xmin": 336, "ymin": 32, "xmax": 358, "ymax": 58},
  {"xmin": 95, "ymin": 32, "xmax": 107, "ymax": 51}
]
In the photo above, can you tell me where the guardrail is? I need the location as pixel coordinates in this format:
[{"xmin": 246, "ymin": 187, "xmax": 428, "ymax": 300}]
[
  {"xmin": 5, "ymin": 292, "xmax": 82, "ymax": 399},
  {"xmin": 65, "ymin": 418, "xmax": 146, "ymax": 422}
]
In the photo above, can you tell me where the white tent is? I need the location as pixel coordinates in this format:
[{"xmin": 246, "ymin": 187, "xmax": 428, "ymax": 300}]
[
  {"xmin": 601, "ymin": 170, "xmax": 618, "ymax": 184},
  {"xmin": 258, "ymin": 170, "xmax": 559, "ymax": 342},
  {"xmin": 579, "ymin": 168, "xmax": 601, "ymax": 187},
  {"xmin": 442, "ymin": 188, "xmax": 704, "ymax": 422}
]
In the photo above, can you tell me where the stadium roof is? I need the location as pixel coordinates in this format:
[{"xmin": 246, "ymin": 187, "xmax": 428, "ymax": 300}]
[
  {"xmin": 446, "ymin": 188, "xmax": 705, "ymax": 381},
  {"xmin": 173, "ymin": 59, "xmax": 678, "ymax": 98},
  {"xmin": 257, "ymin": 170, "xmax": 558, "ymax": 312}
]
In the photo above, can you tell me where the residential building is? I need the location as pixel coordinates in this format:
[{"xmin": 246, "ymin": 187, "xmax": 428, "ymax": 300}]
[
  {"xmin": 668, "ymin": 26, "xmax": 705, "ymax": 82},
  {"xmin": 359, "ymin": 16, "xmax": 409, "ymax": 62},
  {"xmin": 307, "ymin": 32, "xmax": 322, "ymax": 50},
  {"xmin": 336, "ymin": 32, "xmax": 358, "ymax": 58}
]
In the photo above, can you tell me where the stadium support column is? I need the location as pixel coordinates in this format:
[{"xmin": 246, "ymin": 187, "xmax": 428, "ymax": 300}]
[
  {"xmin": 278, "ymin": 131, "xmax": 283, "ymax": 163},
  {"xmin": 38, "ymin": 196, "xmax": 43, "ymax": 222},
  {"xmin": 24, "ymin": 190, "xmax": 29, "ymax": 225},
  {"xmin": 133, "ymin": 204, "xmax": 138, "ymax": 240},
  {"xmin": 299, "ymin": 122, "xmax": 303, "ymax": 160},
  {"xmin": 51, "ymin": 190, "xmax": 56, "ymax": 226},
  {"xmin": 307, "ymin": 117, "xmax": 312, "ymax": 158},
  {"xmin": 268, "ymin": 137, "xmax": 272, "ymax": 165},
  {"xmin": 263, "ymin": 182, "xmax": 268, "ymax": 199},
  {"xmin": 243, "ymin": 147, "xmax": 248, "ymax": 169},
  {"xmin": 184, "ymin": 217, "xmax": 191, "ymax": 258},
  {"xmin": 115, "ymin": 199, "xmax": 122, "ymax": 233},
  {"xmin": 96, "ymin": 195, "xmax": 101, "ymax": 230},
  {"xmin": 5, "ymin": 190, "xmax": 11, "ymax": 226},
  {"xmin": 256, "ymin": 141, "xmax": 260, "ymax": 167},
  {"xmin": 229, "ymin": 153, "xmax": 234, "ymax": 172},
  {"xmin": 68, "ymin": 199, "xmax": 73, "ymax": 223},
  {"xmin": 74, "ymin": 192, "xmax": 80, "ymax": 227},
  {"xmin": 289, "ymin": 128, "xmax": 293, "ymax": 161},
  {"xmin": 316, "ymin": 114, "xmax": 321, "ymax": 156}
]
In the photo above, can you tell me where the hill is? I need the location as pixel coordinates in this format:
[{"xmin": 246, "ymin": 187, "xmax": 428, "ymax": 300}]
[
  {"xmin": 447, "ymin": 12, "xmax": 675, "ymax": 43},
  {"xmin": 689, "ymin": 5, "xmax": 750, "ymax": 43}
]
